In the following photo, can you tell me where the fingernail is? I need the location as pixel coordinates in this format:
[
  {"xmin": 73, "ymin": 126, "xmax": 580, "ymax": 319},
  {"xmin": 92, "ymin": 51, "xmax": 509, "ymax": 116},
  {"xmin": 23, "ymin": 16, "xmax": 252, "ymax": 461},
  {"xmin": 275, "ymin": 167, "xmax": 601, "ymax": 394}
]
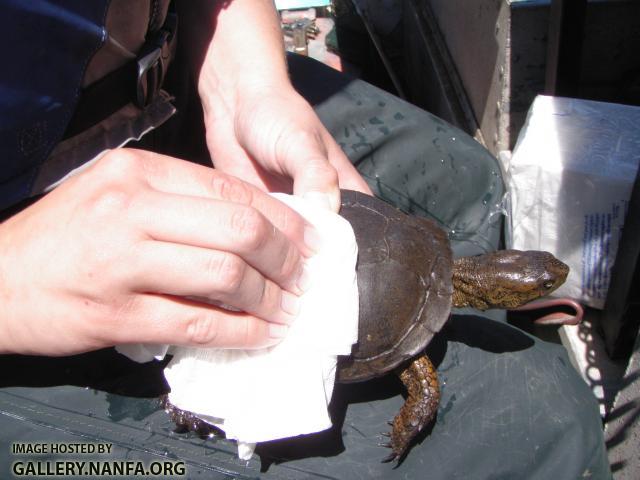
[
  {"xmin": 281, "ymin": 291, "xmax": 301, "ymax": 317},
  {"xmin": 269, "ymin": 323, "xmax": 289, "ymax": 339},
  {"xmin": 304, "ymin": 225, "xmax": 323, "ymax": 253},
  {"xmin": 303, "ymin": 192, "xmax": 333, "ymax": 211},
  {"xmin": 297, "ymin": 264, "xmax": 312, "ymax": 292}
]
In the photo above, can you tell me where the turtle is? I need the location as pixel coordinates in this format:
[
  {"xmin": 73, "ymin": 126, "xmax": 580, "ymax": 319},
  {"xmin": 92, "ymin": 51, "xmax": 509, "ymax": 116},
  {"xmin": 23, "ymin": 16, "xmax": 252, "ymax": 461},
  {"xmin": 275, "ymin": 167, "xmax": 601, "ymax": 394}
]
[
  {"xmin": 335, "ymin": 189, "xmax": 569, "ymax": 462},
  {"xmin": 162, "ymin": 189, "xmax": 569, "ymax": 463}
]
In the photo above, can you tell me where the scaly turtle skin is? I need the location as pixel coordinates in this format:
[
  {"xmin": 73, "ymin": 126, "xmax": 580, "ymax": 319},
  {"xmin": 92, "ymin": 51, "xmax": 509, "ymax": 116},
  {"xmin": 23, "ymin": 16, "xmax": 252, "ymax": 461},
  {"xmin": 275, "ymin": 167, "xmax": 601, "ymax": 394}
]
[
  {"xmin": 162, "ymin": 190, "xmax": 569, "ymax": 463},
  {"xmin": 337, "ymin": 190, "xmax": 568, "ymax": 462}
]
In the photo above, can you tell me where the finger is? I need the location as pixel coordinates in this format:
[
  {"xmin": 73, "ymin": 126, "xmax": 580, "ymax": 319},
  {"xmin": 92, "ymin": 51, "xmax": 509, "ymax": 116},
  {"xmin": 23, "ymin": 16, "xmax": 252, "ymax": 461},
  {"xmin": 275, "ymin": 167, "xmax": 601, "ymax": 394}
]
[
  {"xmin": 274, "ymin": 130, "xmax": 341, "ymax": 212},
  {"xmin": 131, "ymin": 190, "xmax": 306, "ymax": 293},
  {"xmin": 130, "ymin": 241, "xmax": 301, "ymax": 325},
  {"xmin": 323, "ymin": 131, "xmax": 373, "ymax": 194},
  {"xmin": 114, "ymin": 150, "xmax": 317, "ymax": 257},
  {"xmin": 107, "ymin": 293, "xmax": 288, "ymax": 349}
]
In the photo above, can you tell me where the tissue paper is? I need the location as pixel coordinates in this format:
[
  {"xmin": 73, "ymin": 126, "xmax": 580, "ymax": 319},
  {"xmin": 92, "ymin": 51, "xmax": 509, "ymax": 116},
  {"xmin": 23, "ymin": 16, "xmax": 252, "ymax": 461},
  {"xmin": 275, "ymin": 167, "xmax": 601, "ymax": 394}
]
[{"xmin": 119, "ymin": 193, "xmax": 359, "ymax": 459}]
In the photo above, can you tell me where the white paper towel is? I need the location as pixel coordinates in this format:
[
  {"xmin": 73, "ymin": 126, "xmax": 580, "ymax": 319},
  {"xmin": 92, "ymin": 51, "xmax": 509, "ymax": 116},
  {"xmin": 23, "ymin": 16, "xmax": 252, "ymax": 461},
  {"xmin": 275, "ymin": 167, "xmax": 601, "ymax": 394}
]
[{"xmin": 117, "ymin": 193, "xmax": 359, "ymax": 459}]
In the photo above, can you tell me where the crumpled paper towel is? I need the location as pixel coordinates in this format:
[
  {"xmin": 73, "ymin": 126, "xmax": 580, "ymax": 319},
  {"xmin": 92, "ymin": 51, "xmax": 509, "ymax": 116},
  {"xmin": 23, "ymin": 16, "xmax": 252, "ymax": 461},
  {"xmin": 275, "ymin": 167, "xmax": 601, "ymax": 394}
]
[{"xmin": 117, "ymin": 193, "xmax": 359, "ymax": 459}]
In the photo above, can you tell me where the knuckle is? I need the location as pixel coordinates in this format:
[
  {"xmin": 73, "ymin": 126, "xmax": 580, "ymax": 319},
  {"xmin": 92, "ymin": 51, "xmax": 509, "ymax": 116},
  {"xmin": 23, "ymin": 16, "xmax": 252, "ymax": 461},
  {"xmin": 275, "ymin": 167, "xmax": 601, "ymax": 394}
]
[
  {"xmin": 85, "ymin": 153, "xmax": 143, "ymax": 217},
  {"xmin": 308, "ymin": 160, "xmax": 339, "ymax": 185},
  {"xmin": 251, "ymin": 276, "xmax": 268, "ymax": 310},
  {"xmin": 230, "ymin": 207, "xmax": 269, "ymax": 251},
  {"xmin": 326, "ymin": 164, "xmax": 340, "ymax": 185},
  {"xmin": 280, "ymin": 128, "xmax": 321, "ymax": 153},
  {"xmin": 263, "ymin": 280, "xmax": 285, "ymax": 316},
  {"xmin": 87, "ymin": 188, "xmax": 133, "ymax": 218},
  {"xmin": 184, "ymin": 313, "xmax": 267, "ymax": 348},
  {"xmin": 185, "ymin": 314, "xmax": 220, "ymax": 345},
  {"xmin": 279, "ymin": 244, "xmax": 301, "ymax": 280},
  {"xmin": 214, "ymin": 254, "xmax": 246, "ymax": 295},
  {"xmin": 268, "ymin": 201, "xmax": 299, "ymax": 236},
  {"xmin": 93, "ymin": 296, "xmax": 138, "ymax": 343},
  {"xmin": 211, "ymin": 172, "xmax": 254, "ymax": 205},
  {"xmin": 93, "ymin": 149, "xmax": 141, "ymax": 182}
]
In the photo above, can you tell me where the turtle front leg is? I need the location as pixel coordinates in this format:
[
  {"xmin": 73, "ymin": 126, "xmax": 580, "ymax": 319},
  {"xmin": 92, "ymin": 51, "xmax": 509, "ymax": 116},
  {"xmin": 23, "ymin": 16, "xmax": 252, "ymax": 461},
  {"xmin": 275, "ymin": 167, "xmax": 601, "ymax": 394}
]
[{"xmin": 383, "ymin": 354, "xmax": 440, "ymax": 462}]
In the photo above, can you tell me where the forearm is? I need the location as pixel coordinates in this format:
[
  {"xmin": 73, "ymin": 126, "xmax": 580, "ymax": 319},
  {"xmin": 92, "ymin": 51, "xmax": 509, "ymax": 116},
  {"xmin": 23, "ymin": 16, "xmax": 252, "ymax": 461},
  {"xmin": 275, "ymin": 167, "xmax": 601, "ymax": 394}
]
[{"xmin": 180, "ymin": 0, "xmax": 290, "ymax": 118}]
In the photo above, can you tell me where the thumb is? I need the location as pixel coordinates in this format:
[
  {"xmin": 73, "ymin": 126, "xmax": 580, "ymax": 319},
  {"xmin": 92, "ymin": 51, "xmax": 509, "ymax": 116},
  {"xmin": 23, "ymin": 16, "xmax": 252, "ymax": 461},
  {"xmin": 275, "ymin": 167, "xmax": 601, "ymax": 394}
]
[
  {"xmin": 278, "ymin": 130, "xmax": 341, "ymax": 212},
  {"xmin": 291, "ymin": 155, "xmax": 341, "ymax": 212}
]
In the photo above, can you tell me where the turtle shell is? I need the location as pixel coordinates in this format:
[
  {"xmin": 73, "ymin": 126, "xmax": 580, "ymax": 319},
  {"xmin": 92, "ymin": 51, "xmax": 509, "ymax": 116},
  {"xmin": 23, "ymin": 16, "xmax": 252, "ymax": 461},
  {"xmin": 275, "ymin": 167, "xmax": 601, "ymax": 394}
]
[{"xmin": 337, "ymin": 190, "xmax": 453, "ymax": 382}]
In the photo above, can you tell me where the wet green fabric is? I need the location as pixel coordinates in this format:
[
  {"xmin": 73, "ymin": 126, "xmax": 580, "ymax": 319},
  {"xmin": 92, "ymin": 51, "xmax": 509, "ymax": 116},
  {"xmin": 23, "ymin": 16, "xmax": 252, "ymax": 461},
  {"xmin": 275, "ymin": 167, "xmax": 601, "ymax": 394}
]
[{"xmin": 0, "ymin": 54, "xmax": 611, "ymax": 479}]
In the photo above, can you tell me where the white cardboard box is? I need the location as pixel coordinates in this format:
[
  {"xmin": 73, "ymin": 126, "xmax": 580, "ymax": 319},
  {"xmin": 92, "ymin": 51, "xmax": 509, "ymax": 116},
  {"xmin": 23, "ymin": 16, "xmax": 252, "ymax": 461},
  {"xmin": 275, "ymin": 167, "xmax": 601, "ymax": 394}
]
[{"xmin": 507, "ymin": 95, "xmax": 640, "ymax": 309}]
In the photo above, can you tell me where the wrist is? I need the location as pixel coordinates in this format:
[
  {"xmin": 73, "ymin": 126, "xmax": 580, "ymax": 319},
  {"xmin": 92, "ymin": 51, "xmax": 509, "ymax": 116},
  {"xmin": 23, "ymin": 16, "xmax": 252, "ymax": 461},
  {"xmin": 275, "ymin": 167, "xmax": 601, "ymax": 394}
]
[
  {"xmin": 199, "ymin": 67, "xmax": 294, "ymax": 129},
  {"xmin": 194, "ymin": 0, "xmax": 291, "ymax": 121}
]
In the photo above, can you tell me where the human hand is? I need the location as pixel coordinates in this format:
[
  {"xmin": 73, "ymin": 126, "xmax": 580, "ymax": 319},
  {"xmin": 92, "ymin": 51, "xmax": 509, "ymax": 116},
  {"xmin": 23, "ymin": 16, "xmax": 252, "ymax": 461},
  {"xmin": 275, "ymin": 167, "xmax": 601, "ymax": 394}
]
[
  {"xmin": 202, "ymin": 83, "xmax": 372, "ymax": 212},
  {"xmin": 178, "ymin": 0, "xmax": 370, "ymax": 209},
  {"xmin": 0, "ymin": 149, "xmax": 315, "ymax": 356}
]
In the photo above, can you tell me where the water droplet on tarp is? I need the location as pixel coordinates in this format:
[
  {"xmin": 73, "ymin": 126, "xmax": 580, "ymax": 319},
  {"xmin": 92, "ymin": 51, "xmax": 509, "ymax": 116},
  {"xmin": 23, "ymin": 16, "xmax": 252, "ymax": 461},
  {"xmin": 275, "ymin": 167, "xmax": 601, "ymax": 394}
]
[{"xmin": 438, "ymin": 394, "xmax": 457, "ymax": 422}]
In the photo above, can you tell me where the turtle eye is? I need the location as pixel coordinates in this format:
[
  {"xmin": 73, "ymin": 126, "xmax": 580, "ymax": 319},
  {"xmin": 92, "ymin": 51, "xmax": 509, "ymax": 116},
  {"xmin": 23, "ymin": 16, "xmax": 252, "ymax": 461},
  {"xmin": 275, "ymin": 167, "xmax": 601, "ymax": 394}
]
[{"xmin": 543, "ymin": 281, "xmax": 554, "ymax": 290}]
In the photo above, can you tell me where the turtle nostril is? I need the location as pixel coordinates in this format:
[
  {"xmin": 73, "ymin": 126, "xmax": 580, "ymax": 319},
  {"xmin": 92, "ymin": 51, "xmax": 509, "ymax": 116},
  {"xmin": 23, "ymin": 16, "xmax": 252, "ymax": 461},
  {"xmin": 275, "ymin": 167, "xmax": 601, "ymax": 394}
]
[{"xmin": 543, "ymin": 281, "xmax": 554, "ymax": 290}]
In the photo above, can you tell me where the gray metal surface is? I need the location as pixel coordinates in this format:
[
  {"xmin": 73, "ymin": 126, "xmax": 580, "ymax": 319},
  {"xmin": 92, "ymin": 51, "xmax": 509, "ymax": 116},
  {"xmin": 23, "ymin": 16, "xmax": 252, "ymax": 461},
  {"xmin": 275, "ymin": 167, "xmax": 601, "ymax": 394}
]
[{"xmin": 605, "ymin": 332, "xmax": 640, "ymax": 479}]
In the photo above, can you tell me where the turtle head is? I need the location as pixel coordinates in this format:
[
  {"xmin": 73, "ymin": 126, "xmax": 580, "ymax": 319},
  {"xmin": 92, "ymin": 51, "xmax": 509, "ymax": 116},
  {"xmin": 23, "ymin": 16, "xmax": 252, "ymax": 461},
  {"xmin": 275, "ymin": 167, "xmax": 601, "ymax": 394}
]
[
  {"xmin": 513, "ymin": 250, "xmax": 570, "ymax": 299},
  {"xmin": 453, "ymin": 250, "xmax": 570, "ymax": 310}
]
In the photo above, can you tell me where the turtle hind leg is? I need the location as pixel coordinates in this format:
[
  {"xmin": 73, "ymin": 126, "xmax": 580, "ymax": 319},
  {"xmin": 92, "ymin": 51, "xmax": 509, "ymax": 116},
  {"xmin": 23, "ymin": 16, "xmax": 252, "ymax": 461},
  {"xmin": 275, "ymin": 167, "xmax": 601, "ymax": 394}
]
[{"xmin": 382, "ymin": 354, "xmax": 440, "ymax": 463}]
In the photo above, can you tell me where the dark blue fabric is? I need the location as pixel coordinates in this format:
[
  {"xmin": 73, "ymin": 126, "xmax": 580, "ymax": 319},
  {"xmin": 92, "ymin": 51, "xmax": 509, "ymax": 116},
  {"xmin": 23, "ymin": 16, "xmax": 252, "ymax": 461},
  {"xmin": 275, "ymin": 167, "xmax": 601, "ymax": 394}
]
[{"xmin": 0, "ymin": 0, "xmax": 110, "ymax": 209}]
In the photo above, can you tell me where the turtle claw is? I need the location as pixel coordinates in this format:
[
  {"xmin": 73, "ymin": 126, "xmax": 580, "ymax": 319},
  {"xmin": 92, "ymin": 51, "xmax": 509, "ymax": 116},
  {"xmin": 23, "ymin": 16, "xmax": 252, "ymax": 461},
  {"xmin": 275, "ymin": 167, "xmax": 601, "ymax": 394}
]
[
  {"xmin": 381, "ymin": 452, "xmax": 398, "ymax": 463},
  {"xmin": 380, "ymin": 432, "xmax": 391, "ymax": 437},
  {"xmin": 387, "ymin": 420, "xmax": 394, "ymax": 426},
  {"xmin": 377, "ymin": 442, "xmax": 392, "ymax": 448}
]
